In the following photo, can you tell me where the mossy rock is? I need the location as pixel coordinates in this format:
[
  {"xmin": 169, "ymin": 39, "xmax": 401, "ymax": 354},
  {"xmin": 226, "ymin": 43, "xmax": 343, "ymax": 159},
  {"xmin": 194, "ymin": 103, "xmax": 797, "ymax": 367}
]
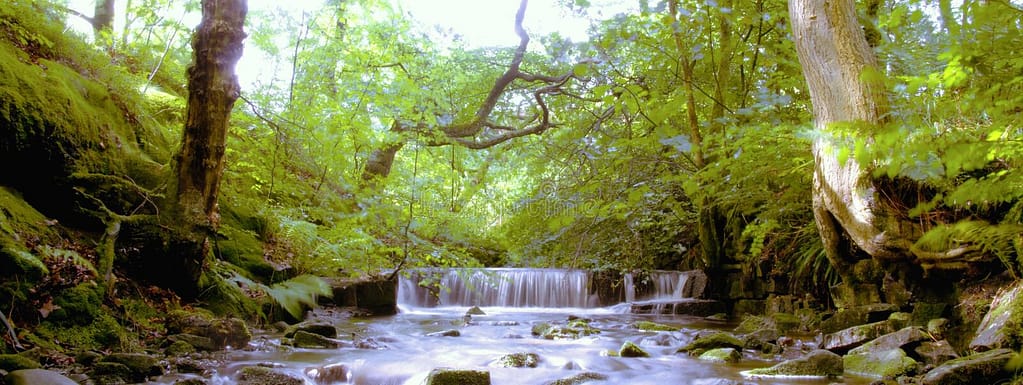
[
  {"xmin": 425, "ymin": 368, "xmax": 491, "ymax": 385},
  {"xmin": 491, "ymin": 352, "xmax": 539, "ymax": 368},
  {"xmin": 0, "ymin": 354, "xmax": 40, "ymax": 371},
  {"xmin": 545, "ymin": 372, "xmax": 608, "ymax": 385},
  {"xmin": 0, "ymin": 31, "xmax": 166, "ymax": 229},
  {"xmin": 216, "ymin": 224, "xmax": 274, "ymax": 282},
  {"xmin": 34, "ymin": 311, "xmax": 132, "ymax": 351},
  {"xmin": 844, "ymin": 348, "xmax": 919, "ymax": 379},
  {"xmin": 4, "ymin": 369, "xmax": 79, "ymax": 385},
  {"xmin": 677, "ymin": 332, "xmax": 743, "ymax": 356},
  {"xmin": 466, "ymin": 306, "xmax": 486, "ymax": 316},
  {"xmin": 50, "ymin": 282, "xmax": 103, "ymax": 325},
  {"xmin": 236, "ymin": 366, "xmax": 303, "ymax": 385},
  {"xmin": 634, "ymin": 321, "xmax": 679, "ymax": 332},
  {"xmin": 619, "ymin": 341, "xmax": 650, "ymax": 358},
  {"xmin": 165, "ymin": 310, "xmax": 252, "ymax": 350},
  {"xmin": 91, "ymin": 361, "xmax": 133, "ymax": 383},
  {"xmin": 100, "ymin": 352, "xmax": 163, "ymax": 382},
  {"xmin": 166, "ymin": 333, "xmax": 218, "ymax": 352},
  {"xmin": 290, "ymin": 331, "xmax": 340, "ymax": 349},
  {"xmin": 699, "ymin": 348, "xmax": 741, "ymax": 363},
  {"xmin": 164, "ymin": 340, "xmax": 196, "ymax": 356},
  {"xmin": 771, "ymin": 313, "xmax": 801, "ymax": 333},
  {"xmin": 531, "ymin": 322, "xmax": 598, "ymax": 340},
  {"xmin": 283, "ymin": 321, "xmax": 337, "ymax": 339},
  {"xmin": 743, "ymin": 349, "xmax": 843, "ymax": 378}
]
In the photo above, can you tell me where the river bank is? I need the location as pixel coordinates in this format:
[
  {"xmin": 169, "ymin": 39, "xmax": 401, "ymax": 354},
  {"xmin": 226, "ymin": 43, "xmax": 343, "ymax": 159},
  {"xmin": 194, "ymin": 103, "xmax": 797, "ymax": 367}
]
[{"xmin": 3, "ymin": 269, "xmax": 1021, "ymax": 385}]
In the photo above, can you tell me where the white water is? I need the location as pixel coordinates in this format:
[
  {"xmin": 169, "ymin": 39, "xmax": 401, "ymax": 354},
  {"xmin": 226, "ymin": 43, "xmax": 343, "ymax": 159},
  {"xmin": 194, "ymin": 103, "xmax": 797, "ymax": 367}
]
[
  {"xmin": 149, "ymin": 268, "xmax": 871, "ymax": 385},
  {"xmin": 398, "ymin": 268, "xmax": 700, "ymax": 310}
]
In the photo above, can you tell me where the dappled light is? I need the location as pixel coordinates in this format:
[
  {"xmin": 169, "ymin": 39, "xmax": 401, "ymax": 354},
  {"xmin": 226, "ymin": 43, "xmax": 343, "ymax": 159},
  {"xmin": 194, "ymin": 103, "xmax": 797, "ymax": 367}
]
[{"xmin": 0, "ymin": 0, "xmax": 1020, "ymax": 384}]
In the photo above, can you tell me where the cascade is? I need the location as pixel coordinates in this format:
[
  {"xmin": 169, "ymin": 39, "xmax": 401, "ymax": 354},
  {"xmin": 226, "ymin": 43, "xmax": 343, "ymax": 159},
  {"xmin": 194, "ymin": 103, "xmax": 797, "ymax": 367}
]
[
  {"xmin": 399, "ymin": 268, "xmax": 597, "ymax": 308},
  {"xmin": 398, "ymin": 268, "xmax": 701, "ymax": 309}
]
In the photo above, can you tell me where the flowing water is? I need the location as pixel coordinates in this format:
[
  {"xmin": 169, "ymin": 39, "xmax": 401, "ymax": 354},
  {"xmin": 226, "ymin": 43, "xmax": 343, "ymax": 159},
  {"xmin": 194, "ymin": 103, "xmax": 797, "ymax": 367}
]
[{"xmin": 156, "ymin": 269, "xmax": 871, "ymax": 385}]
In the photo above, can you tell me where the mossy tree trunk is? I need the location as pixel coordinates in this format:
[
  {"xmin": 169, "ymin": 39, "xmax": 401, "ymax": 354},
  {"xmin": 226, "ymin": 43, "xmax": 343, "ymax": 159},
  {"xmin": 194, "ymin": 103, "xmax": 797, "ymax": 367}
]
[
  {"xmin": 789, "ymin": 0, "xmax": 921, "ymax": 305},
  {"xmin": 170, "ymin": 0, "xmax": 247, "ymax": 294}
]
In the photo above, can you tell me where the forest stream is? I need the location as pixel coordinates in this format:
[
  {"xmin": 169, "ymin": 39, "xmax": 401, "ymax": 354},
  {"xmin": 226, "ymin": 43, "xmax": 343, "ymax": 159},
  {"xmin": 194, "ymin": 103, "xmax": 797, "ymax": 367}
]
[{"xmin": 151, "ymin": 270, "xmax": 873, "ymax": 385}]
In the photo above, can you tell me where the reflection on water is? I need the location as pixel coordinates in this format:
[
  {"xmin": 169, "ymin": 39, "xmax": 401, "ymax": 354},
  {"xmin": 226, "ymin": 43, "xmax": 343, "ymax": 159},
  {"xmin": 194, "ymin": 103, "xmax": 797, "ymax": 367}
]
[{"xmin": 161, "ymin": 306, "xmax": 872, "ymax": 385}]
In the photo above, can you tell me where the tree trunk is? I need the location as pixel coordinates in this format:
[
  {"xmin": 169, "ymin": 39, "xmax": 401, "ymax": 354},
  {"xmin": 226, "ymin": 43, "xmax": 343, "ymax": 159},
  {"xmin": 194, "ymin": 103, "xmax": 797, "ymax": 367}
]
[
  {"xmin": 172, "ymin": 0, "xmax": 247, "ymax": 290},
  {"xmin": 789, "ymin": 0, "xmax": 918, "ymax": 303},
  {"xmin": 93, "ymin": 0, "xmax": 115, "ymax": 49}
]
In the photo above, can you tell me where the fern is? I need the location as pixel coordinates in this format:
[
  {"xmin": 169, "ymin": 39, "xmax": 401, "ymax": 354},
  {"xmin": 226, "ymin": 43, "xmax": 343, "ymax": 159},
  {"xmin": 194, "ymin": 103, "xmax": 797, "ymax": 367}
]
[
  {"xmin": 265, "ymin": 275, "xmax": 332, "ymax": 319},
  {"xmin": 914, "ymin": 220, "xmax": 1023, "ymax": 277}
]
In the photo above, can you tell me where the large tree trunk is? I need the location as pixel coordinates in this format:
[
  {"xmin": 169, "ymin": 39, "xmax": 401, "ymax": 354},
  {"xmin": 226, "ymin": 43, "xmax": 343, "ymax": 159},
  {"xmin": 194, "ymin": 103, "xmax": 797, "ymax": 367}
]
[
  {"xmin": 93, "ymin": 0, "xmax": 115, "ymax": 39},
  {"xmin": 789, "ymin": 0, "xmax": 919, "ymax": 304},
  {"xmin": 171, "ymin": 0, "xmax": 247, "ymax": 292}
]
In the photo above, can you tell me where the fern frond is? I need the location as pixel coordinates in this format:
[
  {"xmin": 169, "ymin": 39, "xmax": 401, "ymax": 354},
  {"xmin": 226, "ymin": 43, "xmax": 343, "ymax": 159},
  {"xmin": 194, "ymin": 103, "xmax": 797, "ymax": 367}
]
[
  {"xmin": 265, "ymin": 275, "xmax": 332, "ymax": 319},
  {"xmin": 914, "ymin": 220, "xmax": 1023, "ymax": 277}
]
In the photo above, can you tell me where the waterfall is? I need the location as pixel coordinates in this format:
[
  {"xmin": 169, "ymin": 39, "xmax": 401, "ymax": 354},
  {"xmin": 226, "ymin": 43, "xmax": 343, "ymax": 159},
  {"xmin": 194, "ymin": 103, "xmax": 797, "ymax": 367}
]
[
  {"xmin": 398, "ymin": 268, "xmax": 702, "ymax": 310},
  {"xmin": 398, "ymin": 268, "xmax": 599, "ymax": 308}
]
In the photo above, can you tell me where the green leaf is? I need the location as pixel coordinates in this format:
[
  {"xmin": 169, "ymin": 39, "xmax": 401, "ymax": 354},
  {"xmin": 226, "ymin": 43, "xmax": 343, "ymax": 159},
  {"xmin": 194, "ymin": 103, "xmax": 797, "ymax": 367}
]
[{"xmin": 572, "ymin": 63, "xmax": 589, "ymax": 78}]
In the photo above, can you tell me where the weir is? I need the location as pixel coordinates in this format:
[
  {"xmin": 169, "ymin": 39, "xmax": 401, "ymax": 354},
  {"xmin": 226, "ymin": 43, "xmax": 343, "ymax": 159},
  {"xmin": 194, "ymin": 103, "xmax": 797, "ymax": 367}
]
[{"xmin": 397, "ymin": 268, "xmax": 704, "ymax": 309}]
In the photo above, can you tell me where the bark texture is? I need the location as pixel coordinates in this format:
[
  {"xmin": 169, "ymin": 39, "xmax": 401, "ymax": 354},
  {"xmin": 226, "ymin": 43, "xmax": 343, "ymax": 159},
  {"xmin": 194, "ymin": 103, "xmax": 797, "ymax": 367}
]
[
  {"xmin": 789, "ymin": 0, "xmax": 913, "ymax": 285},
  {"xmin": 172, "ymin": 0, "xmax": 247, "ymax": 286}
]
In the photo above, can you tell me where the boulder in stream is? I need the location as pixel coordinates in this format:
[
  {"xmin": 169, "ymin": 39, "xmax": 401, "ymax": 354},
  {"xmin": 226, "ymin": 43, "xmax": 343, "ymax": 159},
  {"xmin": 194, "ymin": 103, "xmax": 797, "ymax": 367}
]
[
  {"xmin": 490, "ymin": 352, "xmax": 540, "ymax": 368},
  {"xmin": 677, "ymin": 332, "xmax": 743, "ymax": 356},
  {"xmin": 920, "ymin": 348, "xmax": 1015, "ymax": 385},
  {"xmin": 4, "ymin": 369, "xmax": 79, "ymax": 385},
  {"xmin": 304, "ymin": 362, "xmax": 350, "ymax": 384},
  {"xmin": 283, "ymin": 321, "xmax": 337, "ymax": 339},
  {"xmin": 843, "ymin": 348, "xmax": 919, "ymax": 379},
  {"xmin": 165, "ymin": 310, "xmax": 252, "ymax": 350},
  {"xmin": 98, "ymin": 352, "xmax": 163, "ymax": 382},
  {"xmin": 466, "ymin": 306, "xmax": 486, "ymax": 316},
  {"xmin": 698, "ymin": 348, "xmax": 741, "ymax": 363},
  {"xmin": 425, "ymin": 368, "xmax": 491, "ymax": 385},
  {"xmin": 846, "ymin": 326, "xmax": 929, "ymax": 355},
  {"xmin": 427, "ymin": 329, "xmax": 462, "ymax": 337},
  {"xmin": 633, "ymin": 321, "xmax": 679, "ymax": 332},
  {"xmin": 821, "ymin": 319, "xmax": 897, "ymax": 353},
  {"xmin": 619, "ymin": 341, "xmax": 651, "ymax": 358},
  {"xmin": 290, "ymin": 330, "xmax": 342, "ymax": 348},
  {"xmin": 236, "ymin": 365, "xmax": 304, "ymax": 385},
  {"xmin": 545, "ymin": 372, "xmax": 608, "ymax": 385},
  {"xmin": 742, "ymin": 349, "xmax": 843, "ymax": 378}
]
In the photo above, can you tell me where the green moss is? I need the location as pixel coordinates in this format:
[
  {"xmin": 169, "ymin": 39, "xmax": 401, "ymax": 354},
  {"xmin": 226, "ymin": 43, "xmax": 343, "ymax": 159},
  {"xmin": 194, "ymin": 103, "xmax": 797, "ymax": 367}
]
[
  {"xmin": 0, "ymin": 354, "xmax": 41, "ymax": 371},
  {"xmin": 619, "ymin": 341, "xmax": 650, "ymax": 358},
  {"xmin": 425, "ymin": 368, "xmax": 491, "ymax": 385},
  {"xmin": 634, "ymin": 321, "xmax": 679, "ymax": 332},
  {"xmin": 217, "ymin": 225, "xmax": 274, "ymax": 282},
  {"xmin": 493, "ymin": 352, "xmax": 539, "ymax": 368},
  {"xmin": 547, "ymin": 372, "xmax": 607, "ymax": 385},
  {"xmin": 844, "ymin": 349, "xmax": 918, "ymax": 379},
  {"xmin": 698, "ymin": 348, "xmax": 741, "ymax": 363},
  {"xmin": 677, "ymin": 332, "xmax": 744, "ymax": 356},
  {"xmin": 35, "ymin": 311, "xmax": 135, "ymax": 351},
  {"xmin": 237, "ymin": 366, "xmax": 304, "ymax": 385},
  {"xmin": 196, "ymin": 263, "xmax": 263, "ymax": 319},
  {"xmin": 50, "ymin": 282, "xmax": 103, "ymax": 325}
]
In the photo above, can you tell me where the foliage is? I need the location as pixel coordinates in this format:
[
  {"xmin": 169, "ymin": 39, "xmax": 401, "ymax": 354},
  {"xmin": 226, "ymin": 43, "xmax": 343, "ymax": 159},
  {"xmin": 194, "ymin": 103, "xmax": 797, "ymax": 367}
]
[
  {"xmin": 265, "ymin": 274, "xmax": 332, "ymax": 319},
  {"xmin": 0, "ymin": 0, "xmax": 1017, "ymax": 337}
]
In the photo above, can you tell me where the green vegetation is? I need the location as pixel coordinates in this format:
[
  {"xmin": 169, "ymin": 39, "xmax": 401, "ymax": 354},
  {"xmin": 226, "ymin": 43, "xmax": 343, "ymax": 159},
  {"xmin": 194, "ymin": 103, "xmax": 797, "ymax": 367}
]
[{"xmin": 0, "ymin": 0, "xmax": 1018, "ymax": 358}]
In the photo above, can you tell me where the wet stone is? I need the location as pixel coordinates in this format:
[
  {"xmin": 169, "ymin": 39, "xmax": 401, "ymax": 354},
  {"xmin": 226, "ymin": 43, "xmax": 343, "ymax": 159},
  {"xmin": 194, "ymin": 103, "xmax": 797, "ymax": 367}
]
[{"xmin": 4, "ymin": 369, "xmax": 79, "ymax": 385}]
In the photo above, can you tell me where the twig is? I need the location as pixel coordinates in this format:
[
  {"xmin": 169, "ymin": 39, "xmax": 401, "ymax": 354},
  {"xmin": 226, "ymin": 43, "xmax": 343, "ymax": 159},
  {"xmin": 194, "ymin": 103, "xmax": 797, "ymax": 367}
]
[{"xmin": 0, "ymin": 310, "xmax": 24, "ymax": 351}]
